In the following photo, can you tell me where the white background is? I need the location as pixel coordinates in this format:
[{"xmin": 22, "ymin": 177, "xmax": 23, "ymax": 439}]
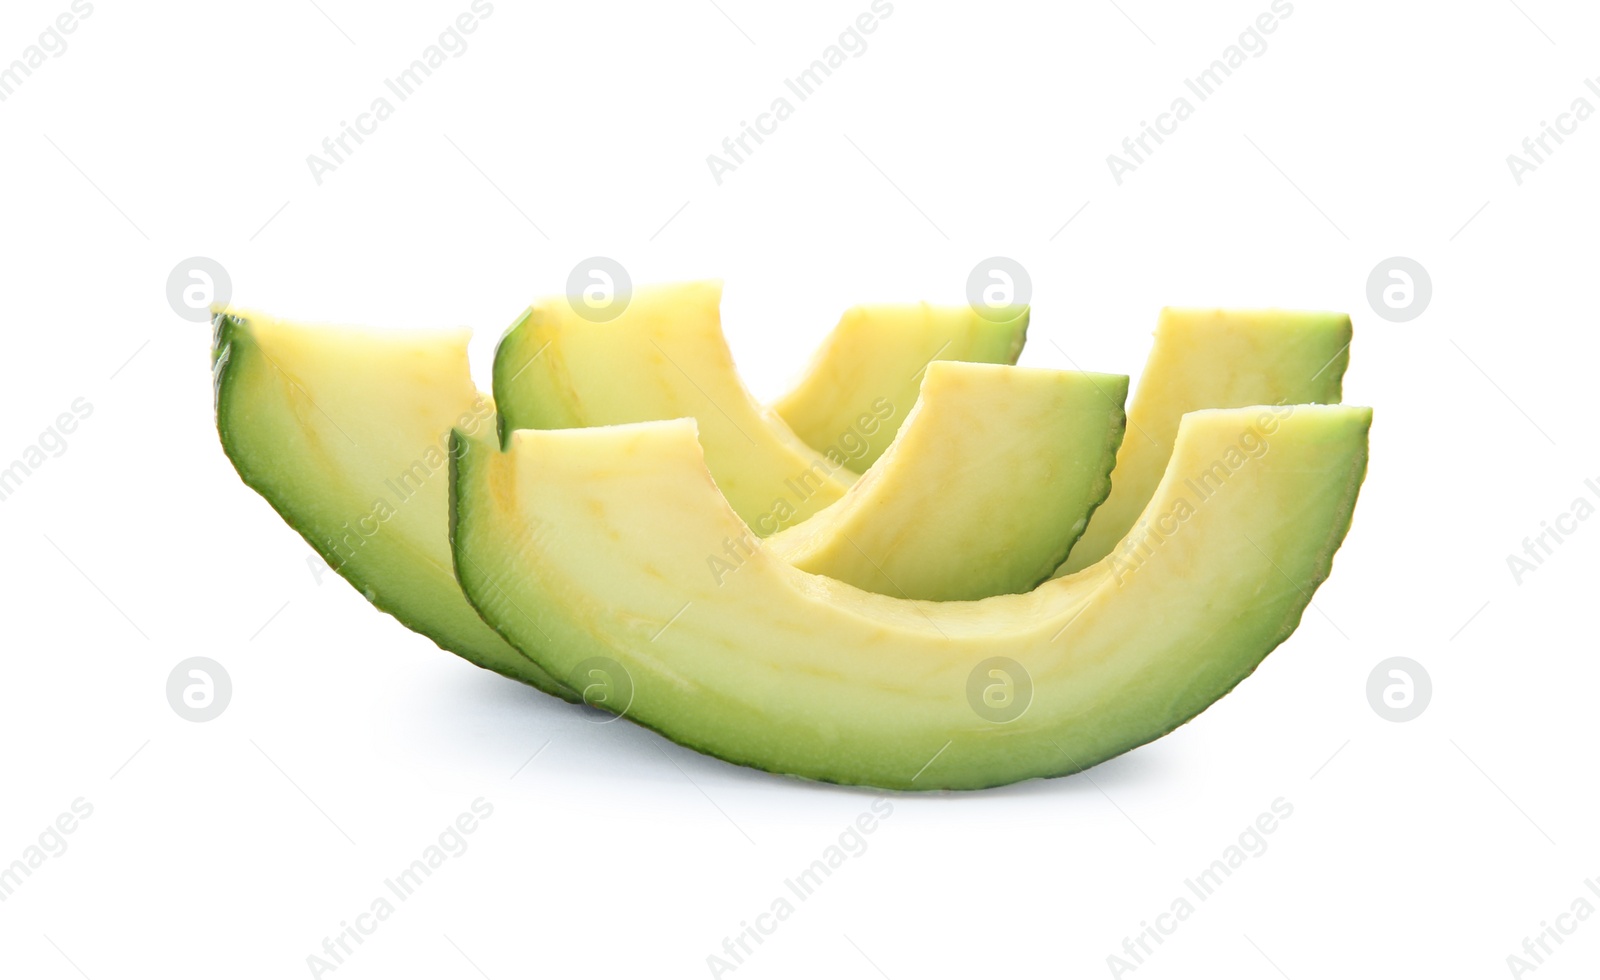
[{"xmin": 1, "ymin": 0, "xmax": 1596, "ymax": 977}]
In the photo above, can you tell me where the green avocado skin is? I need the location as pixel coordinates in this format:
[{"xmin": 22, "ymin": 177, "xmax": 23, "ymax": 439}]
[
  {"xmin": 448, "ymin": 409, "xmax": 1371, "ymax": 792},
  {"xmin": 213, "ymin": 312, "xmax": 580, "ymax": 701}
]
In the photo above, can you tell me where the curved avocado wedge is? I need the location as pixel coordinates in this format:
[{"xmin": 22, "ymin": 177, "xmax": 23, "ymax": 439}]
[
  {"xmin": 212, "ymin": 311, "xmax": 577, "ymax": 700},
  {"xmin": 765, "ymin": 361, "xmax": 1128, "ymax": 601},
  {"xmin": 494, "ymin": 281, "xmax": 853, "ymax": 534},
  {"xmin": 450, "ymin": 403, "xmax": 1371, "ymax": 790},
  {"xmin": 1058, "ymin": 308, "xmax": 1351, "ymax": 576},
  {"xmin": 772, "ymin": 303, "xmax": 1029, "ymax": 473}
]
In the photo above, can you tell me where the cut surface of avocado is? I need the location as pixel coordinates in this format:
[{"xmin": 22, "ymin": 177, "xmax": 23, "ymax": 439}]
[
  {"xmin": 1058, "ymin": 308, "xmax": 1351, "ymax": 576},
  {"xmin": 772, "ymin": 303, "xmax": 1029, "ymax": 473},
  {"xmin": 451, "ymin": 403, "xmax": 1370, "ymax": 790},
  {"xmin": 212, "ymin": 311, "xmax": 576, "ymax": 699},
  {"xmin": 493, "ymin": 281, "xmax": 852, "ymax": 534},
  {"xmin": 765, "ymin": 361, "xmax": 1127, "ymax": 601}
]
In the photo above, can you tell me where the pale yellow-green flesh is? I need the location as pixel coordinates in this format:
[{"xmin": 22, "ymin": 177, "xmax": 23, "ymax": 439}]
[
  {"xmin": 493, "ymin": 281, "xmax": 852, "ymax": 534},
  {"xmin": 212, "ymin": 312, "xmax": 575, "ymax": 698},
  {"xmin": 766, "ymin": 361, "xmax": 1128, "ymax": 601},
  {"xmin": 772, "ymin": 303, "xmax": 1029, "ymax": 472},
  {"xmin": 1059, "ymin": 308, "xmax": 1351, "ymax": 575},
  {"xmin": 452, "ymin": 405, "xmax": 1370, "ymax": 790}
]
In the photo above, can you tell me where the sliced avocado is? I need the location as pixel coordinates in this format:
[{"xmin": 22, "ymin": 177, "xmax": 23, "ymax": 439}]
[
  {"xmin": 1058, "ymin": 308, "xmax": 1351, "ymax": 576},
  {"xmin": 451, "ymin": 403, "xmax": 1370, "ymax": 790},
  {"xmin": 494, "ymin": 281, "xmax": 853, "ymax": 534},
  {"xmin": 765, "ymin": 361, "xmax": 1127, "ymax": 601},
  {"xmin": 772, "ymin": 303, "xmax": 1029, "ymax": 473},
  {"xmin": 212, "ymin": 311, "xmax": 577, "ymax": 699}
]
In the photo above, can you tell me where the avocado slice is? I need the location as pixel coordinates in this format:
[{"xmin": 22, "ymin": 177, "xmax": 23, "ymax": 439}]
[
  {"xmin": 450, "ymin": 403, "xmax": 1371, "ymax": 790},
  {"xmin": 772, "ymin": 303, "xmax": 1029, "ymax": 473},
  {"xmin": 1058, "ymin": 308, "xmax": 1351, "ymax": 576},
  {"xmin": 493, "ymin": 281, "xmax": 854, "ymax": 534},
  {"xmin": 213, "ymin": 302, "xmax": 1081, "ymax": 695},
  {"xmin": 765, "ymin": 361, "xmax": 1128, "ymax": 601},
  {"xmin": 212, "ymin": 310, "xmax": 578, "ymax": 699}
]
